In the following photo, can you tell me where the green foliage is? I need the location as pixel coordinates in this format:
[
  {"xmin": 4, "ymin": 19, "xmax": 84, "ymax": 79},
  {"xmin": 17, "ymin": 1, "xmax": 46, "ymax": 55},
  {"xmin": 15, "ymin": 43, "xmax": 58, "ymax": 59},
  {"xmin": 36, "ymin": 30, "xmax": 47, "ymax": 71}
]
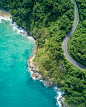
[
  {"xmin": 23, "ymin": 0, "xmax": 33, "ymax": 8},
  {"xmin": 61, "ymin": 68, "xmax": 86, "ymax": 106},
  {"xmin": 82, "ymin": 20, "xmax": 86, "ymax": 27},
  {"xmin": 68, "ymin": 0, "xmax": 86, "ymax": 66},
  {"xmin": 0, "ymin": 0, "xmax": 86, "ymax": 106}
]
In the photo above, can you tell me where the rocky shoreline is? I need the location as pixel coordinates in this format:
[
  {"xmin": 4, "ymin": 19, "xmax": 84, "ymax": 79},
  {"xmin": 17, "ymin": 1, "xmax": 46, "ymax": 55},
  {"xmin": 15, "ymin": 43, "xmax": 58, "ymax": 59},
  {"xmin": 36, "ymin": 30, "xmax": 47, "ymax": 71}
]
[
  {"xmin": 27, "ymin": 41, "xmax": 70, "ymax": 107},
  {"xmin": 28, "ymin": 47, "xmax": 69, "ymax": 107},
  {"xmin": 28, "ymin": 46, "xmax": 55, "ymax": 87},
  {"xmin": 59, "ymin": 96, "xmax": 69, "ymax": 107},
  {"xmin": 0, "ymin": 8, "xmax": 69, "ymax": 107}
]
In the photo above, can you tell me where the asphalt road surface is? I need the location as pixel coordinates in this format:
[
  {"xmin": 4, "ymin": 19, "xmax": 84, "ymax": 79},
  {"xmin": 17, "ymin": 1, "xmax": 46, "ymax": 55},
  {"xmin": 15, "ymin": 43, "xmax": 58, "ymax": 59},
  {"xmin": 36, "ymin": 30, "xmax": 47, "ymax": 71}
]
[{"xmin": 62, "ymin": 0, "xmax": 86, "ymax": 70}]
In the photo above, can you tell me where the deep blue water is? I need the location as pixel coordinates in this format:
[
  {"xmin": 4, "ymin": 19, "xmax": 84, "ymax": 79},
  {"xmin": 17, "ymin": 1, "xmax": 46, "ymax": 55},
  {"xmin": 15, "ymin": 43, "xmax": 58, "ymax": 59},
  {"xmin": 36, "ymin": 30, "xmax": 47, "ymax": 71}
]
[{"xmin": 0, "ymin": 19, "xmax": 59, "ymax": 107}]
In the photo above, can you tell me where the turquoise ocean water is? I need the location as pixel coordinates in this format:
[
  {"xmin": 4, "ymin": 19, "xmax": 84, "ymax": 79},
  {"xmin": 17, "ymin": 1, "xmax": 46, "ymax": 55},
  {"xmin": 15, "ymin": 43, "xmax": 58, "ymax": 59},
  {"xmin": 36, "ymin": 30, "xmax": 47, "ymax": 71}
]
[{"xmin": 0, "ymin": 19, "xmax": 60, "ymax": 107}]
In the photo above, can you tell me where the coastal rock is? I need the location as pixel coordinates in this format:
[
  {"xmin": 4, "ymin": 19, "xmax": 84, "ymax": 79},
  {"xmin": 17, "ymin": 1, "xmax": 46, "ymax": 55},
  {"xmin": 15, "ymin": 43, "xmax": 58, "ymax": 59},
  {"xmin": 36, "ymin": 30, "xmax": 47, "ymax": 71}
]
[
  {"xmin": 27, "ymin": 32, "xmax": 36, "ymax": 40},
  {"xmin": 28, "ymin": 37, "xmax": 67, "ymax": 107},
  {"xmin": 0, "ymin": 8, "xmax": 66, "ymax": 107},
  {"xmin": 28, "ymin": 46, "xmax": 55, "ymax": 87},
  {"xmin": 43, "ymin": 80, "xmax": 55, "ymax": 87},
  {"xmin": 59, "ymin": 97, "xmax": 69, "ymax": 107},
  {"xmin": 32, "ymin": 72, "xmax": 43, "ymax": 80},
  {"xmin": 28, "ymin": 46, "xmax": 43, "ymax": 80}
]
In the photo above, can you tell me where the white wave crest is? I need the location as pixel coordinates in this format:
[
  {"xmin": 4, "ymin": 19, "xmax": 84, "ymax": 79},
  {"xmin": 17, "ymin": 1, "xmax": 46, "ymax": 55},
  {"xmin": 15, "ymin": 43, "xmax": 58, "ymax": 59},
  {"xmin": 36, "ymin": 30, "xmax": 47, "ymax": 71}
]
[
  {"xmin": 0, "ymin": 15, "xmax": 35, "ymax": 43},
  {"xmin": 0, "ymin": 16, "xmax": 12, "ymax": 23},
  {"xmin": 53, "ymin": 86, "xmax": 65, "ymax": 107}
]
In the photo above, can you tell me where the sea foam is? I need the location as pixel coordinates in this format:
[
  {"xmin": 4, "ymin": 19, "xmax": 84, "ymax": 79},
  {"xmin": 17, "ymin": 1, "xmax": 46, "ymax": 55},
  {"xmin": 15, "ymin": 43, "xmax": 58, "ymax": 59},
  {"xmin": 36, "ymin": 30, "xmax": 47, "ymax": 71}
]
[
  {"xmin": 53, "ymin": 86, "xmax": 65, "ymax": 107},
  {"xmin": 0, "ymin": 16, "xmax": 12, "ymax": 23},
  {"xmin": 0, "ymin": 13, "xmax": 64, "ymax": 107},
  {"xmin": 0, "ymin": 16, "xmax": 35, "ymax": 43}
]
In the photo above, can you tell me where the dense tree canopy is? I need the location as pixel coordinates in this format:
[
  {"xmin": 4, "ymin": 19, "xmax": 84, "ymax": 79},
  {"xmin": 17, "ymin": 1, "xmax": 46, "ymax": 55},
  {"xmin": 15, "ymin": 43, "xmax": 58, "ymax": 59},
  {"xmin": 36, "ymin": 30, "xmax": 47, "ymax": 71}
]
[
  {"xmin": 68, "ymin": 0, "xmax": 86, "ymax": 66},
  {"xmin": 0, "ymin": 0, "xmax": 86, "ymax": 106}
]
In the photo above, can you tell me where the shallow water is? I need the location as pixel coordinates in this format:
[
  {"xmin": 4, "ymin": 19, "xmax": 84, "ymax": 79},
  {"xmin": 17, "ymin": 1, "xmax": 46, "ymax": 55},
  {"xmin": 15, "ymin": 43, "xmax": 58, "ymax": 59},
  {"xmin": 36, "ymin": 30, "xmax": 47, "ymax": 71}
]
[{"xmin": 0, "ymin": 19, "xmax": 59, "ymax": 107}]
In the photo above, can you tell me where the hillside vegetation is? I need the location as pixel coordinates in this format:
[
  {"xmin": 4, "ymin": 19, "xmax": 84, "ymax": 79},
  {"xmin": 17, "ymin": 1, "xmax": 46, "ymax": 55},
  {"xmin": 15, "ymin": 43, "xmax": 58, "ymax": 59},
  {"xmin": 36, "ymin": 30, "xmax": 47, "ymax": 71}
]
[
  {"xmin": 68, "ymin": 0, "xmax": 86, "ymax": 66},
  {"xmin": 0, "ymin": 0, "xmax": 86, "ymax": 106}
]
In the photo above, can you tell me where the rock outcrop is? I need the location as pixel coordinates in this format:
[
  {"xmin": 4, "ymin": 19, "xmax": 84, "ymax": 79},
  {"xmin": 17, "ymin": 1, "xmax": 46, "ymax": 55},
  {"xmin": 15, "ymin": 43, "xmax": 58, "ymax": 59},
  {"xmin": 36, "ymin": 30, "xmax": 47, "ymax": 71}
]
[{"xmin": 28, "ymin": 46, "xmax": 55, "ymax": 87}]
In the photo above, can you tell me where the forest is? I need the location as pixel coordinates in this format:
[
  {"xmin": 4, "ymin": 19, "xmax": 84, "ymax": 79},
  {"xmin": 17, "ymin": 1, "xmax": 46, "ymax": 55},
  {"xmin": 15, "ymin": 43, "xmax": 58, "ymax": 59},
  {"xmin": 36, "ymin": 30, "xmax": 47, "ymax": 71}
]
[
  {"xmin": 0, "ymin": 0, "xmax": 86, "ymax": 107},
  {"xmin": 68, "ymin": 0, "xmax": 86, "ymax": 66}
]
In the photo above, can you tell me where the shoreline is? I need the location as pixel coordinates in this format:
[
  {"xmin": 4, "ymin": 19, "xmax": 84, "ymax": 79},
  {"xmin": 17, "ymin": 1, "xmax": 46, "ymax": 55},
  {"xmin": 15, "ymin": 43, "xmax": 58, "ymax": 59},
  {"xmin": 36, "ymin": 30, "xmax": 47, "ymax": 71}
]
[
  {"xmin": 0, "ymin": 9, "xmax": 35, "ymax": 42},
  {"xmin": 28, "ymin": 43, "xmax": 68, "ymax": 107},
  {"xmin": 28, "ymin": 46, "xmax": 55, "ymax": 87},
  {"xmin": 0, "ymin": 9, "xmax": 67, "ymax": 107},
  {"xmin": 0, "ymin": 9, "xmax": 11, "ymax": 17}
]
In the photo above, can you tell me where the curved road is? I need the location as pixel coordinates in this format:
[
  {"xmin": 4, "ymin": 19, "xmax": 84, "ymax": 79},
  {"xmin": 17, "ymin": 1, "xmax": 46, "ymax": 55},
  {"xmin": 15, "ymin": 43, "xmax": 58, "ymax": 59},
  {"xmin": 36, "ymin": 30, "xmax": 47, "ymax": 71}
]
[{"xmin": 62, "ymin": 0, "xmax": 86, "ymax": 70}]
